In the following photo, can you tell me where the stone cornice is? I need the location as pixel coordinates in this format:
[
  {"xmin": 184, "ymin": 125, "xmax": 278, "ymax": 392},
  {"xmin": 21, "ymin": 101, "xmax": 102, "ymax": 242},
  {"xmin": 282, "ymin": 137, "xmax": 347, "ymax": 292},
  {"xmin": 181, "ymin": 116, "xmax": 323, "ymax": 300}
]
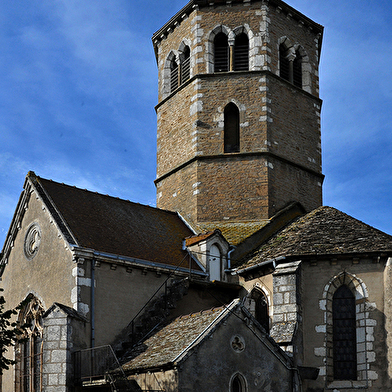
[{"xmin": 151, "ymin": 0, "xmax": 323, "ymax": 61}]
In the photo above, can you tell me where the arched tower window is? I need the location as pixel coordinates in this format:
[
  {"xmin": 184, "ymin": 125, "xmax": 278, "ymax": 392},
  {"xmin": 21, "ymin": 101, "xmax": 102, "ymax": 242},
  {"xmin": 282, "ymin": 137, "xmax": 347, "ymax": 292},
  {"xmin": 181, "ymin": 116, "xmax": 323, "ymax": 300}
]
[
  {"xmin": 214, "ymin": 32, "xmax": 229, "ymax": 72},
  {"xmin": 16, "ymin": 296, "xmax": 44, "ymax": 392},
  {"xmin": 231, "ymin": 374, "xmax": 246, "ymax": 392},
  {"xmin": 293, "ymin": 49, "xmax": 302, "ymax": 88},
  {"xmin": 180, "ymin": 46, "xmax": 190, "ymax": 84},
  {"xmin": 170, "ymin": 57, "xmax": 179, "ymax": 92},
  {"xmin": 251, "ymin": 289, "xmax": 269, "ymax": 333},
  {"xmin": 234, "ymin": 33, "xmax": 249, "ymax": 71},
  {"xmin": 279, "ymin": 44, "xmax": 290, "ymax": 82},
  {"xmin": 333, "ymin": 285, "xmax": 357, "ymax": 380},
  {"xmin": 224, "ymin": 103, "xmax": 240, "ymax": 153}
]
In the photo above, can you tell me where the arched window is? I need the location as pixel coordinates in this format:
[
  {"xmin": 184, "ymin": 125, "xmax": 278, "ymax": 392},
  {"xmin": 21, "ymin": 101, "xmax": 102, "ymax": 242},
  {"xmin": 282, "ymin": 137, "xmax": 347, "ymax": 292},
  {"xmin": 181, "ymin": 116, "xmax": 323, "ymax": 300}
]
[
  {"xmin": 17, "ymin": 296, "xmax": 44, "ymax": 392},
  {"xmin": 279, "ymin": 44, "xmax": 290, "ymax": 82},
  {"xmin": 231, "ymin": 374, "xmax": 246, "ymax": 392},
  {"xmin": 234, "ymin": 33, "xmax": 249, "ymax": 71},
  {"xmin": 180, "ymin": 46, "xmax": 190, "ymax": 84},
  {"xmin": 209, "ymin": 244, "xmax": 221, "ymax": 281},
  {"xmin": 293, "ymin": 49, "xmax": 302, "ymax": 88},
  {"xmin": 224, "ymin": 103, "xmax": 240, "ymax": 153},
  {"xmin": 214, "ymin": 32, "xmax": 229, "ymax": 72},
  {"xmin": 170, "ymin": 57, "xmax": 178, "ymax": 92},
  {"xmin": 251, "ymin": 289, "xmax": 269, "ymax": 333},
  {"xmin": 333, "ymin": 285, "xmax": 357, "ymax": 380}
]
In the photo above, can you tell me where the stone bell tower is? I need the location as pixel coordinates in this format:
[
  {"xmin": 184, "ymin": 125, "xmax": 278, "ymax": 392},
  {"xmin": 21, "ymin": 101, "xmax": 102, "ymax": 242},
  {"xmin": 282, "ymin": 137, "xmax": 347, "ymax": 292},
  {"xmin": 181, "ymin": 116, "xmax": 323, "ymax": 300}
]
[{"xmin": 152, "ymin": 0, "xmax": 324, "ymax": 231}]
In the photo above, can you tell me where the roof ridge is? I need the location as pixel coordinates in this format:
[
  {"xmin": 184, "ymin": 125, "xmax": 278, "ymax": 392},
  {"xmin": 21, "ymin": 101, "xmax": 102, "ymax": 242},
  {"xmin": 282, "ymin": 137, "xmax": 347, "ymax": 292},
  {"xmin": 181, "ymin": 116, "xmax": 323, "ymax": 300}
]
[{"xmin": 29, "ymin": 172, "xmax": 181, "ymax": 217}]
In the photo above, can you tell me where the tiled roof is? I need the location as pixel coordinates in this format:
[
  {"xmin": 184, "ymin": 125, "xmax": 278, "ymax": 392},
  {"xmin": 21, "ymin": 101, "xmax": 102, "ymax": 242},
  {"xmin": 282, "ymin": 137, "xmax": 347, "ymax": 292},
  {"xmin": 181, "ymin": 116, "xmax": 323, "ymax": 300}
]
[
  {"xmin": 30, "ymin": 173, "xmax": 196, "ymax": 269},
  {"xmin": 196, "ymin": 221, "xmax": 269, "ymax": 246},
  {"xmin": 122, "ymin": 303, "xmax": 235, "ymax": 372},
  {"xmin": 185, "ymin": 231, "xmax": 216, "ymax": 247},
  {"xmin": 239, "ymin": 206, "xmax": 392, "ymax": 269}
]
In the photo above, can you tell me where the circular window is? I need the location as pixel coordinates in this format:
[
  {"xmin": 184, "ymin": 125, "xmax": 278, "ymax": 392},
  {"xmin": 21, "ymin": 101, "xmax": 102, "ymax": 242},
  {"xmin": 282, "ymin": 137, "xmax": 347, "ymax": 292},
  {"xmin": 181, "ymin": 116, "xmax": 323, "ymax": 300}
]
[
  {"xmin": 24, "ymin": 223, "xmax": 41, "ymax": 260},
  {"xmin": 231, "ymin": 335, "xmax": 245, "ymax": 353}
]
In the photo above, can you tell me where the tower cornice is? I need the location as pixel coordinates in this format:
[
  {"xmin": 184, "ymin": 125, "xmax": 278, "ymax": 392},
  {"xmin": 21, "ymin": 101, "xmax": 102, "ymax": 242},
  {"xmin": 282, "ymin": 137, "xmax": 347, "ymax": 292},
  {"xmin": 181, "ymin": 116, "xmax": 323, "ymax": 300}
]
[
  {"xmin": 155, "ymin": 151, "xmax": 324, "ymax": 186},
  {"xmin": 152, "ymin": 0, "xmax": 323, "ymax": 62}
]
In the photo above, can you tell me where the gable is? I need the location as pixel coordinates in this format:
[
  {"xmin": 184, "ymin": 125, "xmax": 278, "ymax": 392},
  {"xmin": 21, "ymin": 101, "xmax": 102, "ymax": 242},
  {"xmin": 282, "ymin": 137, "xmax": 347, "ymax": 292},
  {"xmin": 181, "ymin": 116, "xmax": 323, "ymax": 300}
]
[{"xmin": 0, "ymin": 182, "xmax": 75, "ymax": 314}]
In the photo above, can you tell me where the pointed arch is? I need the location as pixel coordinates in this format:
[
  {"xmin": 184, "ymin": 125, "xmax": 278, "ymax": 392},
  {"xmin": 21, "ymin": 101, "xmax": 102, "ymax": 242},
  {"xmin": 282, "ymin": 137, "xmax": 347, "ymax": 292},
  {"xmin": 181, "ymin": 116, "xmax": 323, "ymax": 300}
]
[
  {"xmin": 206, "ymin": 25, "xmax": 232, "ymax": 73},
  {"xmin": 214, "ymin": 32, "xmax": 229, "ymax": 72},
  {"xmin": 180, "ymin": 45, "xmax": 191, "ymax": 84},
  {"xmin": 248, "ymin": 287, "xmax": 270, "ymax": 333},
  {"xmin": 208, "ymin": 243, "xmax": 221, "ymax": 281},
  {"xmin": 224, "ymin": 102, "xmax": 240, "ymax": 153},
  {"xmin": 317, "ymin": 271, "xmax": 376, "ymax": 388},
  {"xmin": 170, "ymin": 56, "xmax": 179, "ymax": 92},
  {"xmin": 230, "ymin": 373, "xmax": 247, "ymax": 392},
  {"xmin": 15, "ymin": 294, "xmax": 45, "ymax": 392},
  {"xmin": 333, "ymin": 285, "xmax": 357, "ymax": 380},
  {"xmin": 234, "ymin": 32, "xmax": 249, "ymax": 71}
]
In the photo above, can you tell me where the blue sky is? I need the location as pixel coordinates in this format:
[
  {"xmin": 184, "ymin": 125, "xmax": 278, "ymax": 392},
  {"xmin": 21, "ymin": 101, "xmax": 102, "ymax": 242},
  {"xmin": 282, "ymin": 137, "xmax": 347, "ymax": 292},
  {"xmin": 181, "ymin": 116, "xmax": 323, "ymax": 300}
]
[{"xmin": 0, "ymin": 0, "xmax": 391, "ymax": 247}]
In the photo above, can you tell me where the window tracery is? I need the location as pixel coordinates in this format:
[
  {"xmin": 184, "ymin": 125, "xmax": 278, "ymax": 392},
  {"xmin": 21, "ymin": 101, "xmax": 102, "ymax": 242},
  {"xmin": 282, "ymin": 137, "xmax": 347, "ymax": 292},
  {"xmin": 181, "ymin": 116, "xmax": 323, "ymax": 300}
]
[{"xmin": 16, "ymin": 296, "xmax": 44, "ymax": 392}]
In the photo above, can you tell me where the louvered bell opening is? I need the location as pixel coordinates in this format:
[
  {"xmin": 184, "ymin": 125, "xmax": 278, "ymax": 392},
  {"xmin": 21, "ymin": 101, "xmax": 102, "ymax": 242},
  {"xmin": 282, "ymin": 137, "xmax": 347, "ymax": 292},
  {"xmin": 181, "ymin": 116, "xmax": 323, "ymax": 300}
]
[
  {"xmin": 181, "ymin": 47, "xmax": 190, "ymax": 84},
  {"xmin": 170, "ymin": 61, "xmax": 178, "ymax": 92},
  {"xmin": 214, "ymin": 33, "xmax": 229, "ymax": 72},
  {"xmin": 279, "ymin": 45, "xmax": 290, "ymax": 81},
  {"xmin": 293, "ymin": 53, "xmax": 302, "ymax": 88},
  {"xmin": 234, "ymin": 33, "xmax": 249, "ymax": 71}
]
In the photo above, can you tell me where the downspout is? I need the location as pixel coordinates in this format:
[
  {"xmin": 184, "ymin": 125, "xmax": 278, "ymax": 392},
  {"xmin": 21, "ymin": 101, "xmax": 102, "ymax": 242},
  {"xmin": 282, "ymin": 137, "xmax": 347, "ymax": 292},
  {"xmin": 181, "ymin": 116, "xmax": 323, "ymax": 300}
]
[
  {"xmin": 91, "ymin": 259, "xmax": 95, "ymax": 348},
  {"xmin": 227, "ymin": 245, "xmax": 236, "ymax": 269}
]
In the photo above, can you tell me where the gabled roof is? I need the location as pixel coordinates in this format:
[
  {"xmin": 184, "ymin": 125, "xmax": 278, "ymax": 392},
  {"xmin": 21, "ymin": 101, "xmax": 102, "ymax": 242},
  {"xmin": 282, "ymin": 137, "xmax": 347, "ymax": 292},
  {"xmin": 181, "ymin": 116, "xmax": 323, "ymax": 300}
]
[
  {"xmin": 3, "ymin": 172, "xmax": 198, "ymax": 270},
  {"xmin": 122, "ymin": 300, "xmax": 239, "ymax": 373},
  {"xmin": 238, "ymin": 206, "xmax": 392, "ymax": 270}
]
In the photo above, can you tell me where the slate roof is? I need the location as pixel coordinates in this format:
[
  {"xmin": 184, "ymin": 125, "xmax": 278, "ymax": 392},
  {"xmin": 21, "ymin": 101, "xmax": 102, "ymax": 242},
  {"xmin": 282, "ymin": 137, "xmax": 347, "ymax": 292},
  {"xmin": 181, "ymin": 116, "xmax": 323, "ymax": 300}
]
[
  {"xmin": 29, "ymin": 173, "xmax": 197, "ymax": 269},
  {"xmin": 239, "ymin": 206, "xmax": 392, "ymax": 269},
  {"xmin": 196, "ymin": 220, "xmax": 269, "ymax": 246},
  {"xmin": 122, "ymin": 301, "xmax": 238, "ymax": 372}
]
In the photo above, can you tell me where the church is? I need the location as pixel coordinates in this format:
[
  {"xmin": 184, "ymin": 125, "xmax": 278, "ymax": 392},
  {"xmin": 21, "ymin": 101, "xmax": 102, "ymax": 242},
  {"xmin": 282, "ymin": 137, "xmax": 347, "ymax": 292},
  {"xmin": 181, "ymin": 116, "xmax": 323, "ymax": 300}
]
[{"xmin": 2, "ymin": 0, "xmax": 392, "ymax": 391}]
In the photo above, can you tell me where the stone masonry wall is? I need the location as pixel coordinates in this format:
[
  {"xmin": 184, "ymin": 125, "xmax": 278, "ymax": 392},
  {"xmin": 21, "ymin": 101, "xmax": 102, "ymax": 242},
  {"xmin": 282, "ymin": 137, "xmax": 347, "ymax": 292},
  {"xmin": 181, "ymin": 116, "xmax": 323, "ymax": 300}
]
[
  {"xmin": 155, "ymin": 1, "xmax": 323, "ymax": 224},
  {"xmin": 42, "ymin": 308, "xmax": 70, "ymax": 392}
]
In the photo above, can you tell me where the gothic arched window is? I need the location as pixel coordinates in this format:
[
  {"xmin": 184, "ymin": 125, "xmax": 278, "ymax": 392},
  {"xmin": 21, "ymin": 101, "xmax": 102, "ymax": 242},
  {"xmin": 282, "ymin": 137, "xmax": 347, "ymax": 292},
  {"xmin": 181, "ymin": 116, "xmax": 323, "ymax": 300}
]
[
  {"xmin": 234, "ymin": 33, "xmax": 249, "ymax": 71},
  {"xmin": 279, "ymin": 44, "xmax": 290, "ymax": 82},
  {"xmin": 180, "ymin": 46, "xmax": 190, "ymax": 84},
  {"xmin": 214, "ymin": 32, "xmax": 229, "ymax": 72},
  {"xmin": 333, "ymin": 285, "xmax": 357, "ymax": 380},
  {"xmin": 17, "ymin": 296, "xmax": 44, "ymax": 392},
  {"xmin": 224, "ymin": 103, "xmax": 240, "ymax": 153},
  {"xmin": 170, "ymin": 57, "xmax": 179, "ymax": 92},
  {"xmin": 231, "ymin": 374, "xmax": 246, "ymax": 392},
  {"xmin": 293, "ymin": 49, "xmax": 302, "ymax": 88},
  {"xmin": 251, "ymin": 289, "xmax": 269, "ymax": 333}
]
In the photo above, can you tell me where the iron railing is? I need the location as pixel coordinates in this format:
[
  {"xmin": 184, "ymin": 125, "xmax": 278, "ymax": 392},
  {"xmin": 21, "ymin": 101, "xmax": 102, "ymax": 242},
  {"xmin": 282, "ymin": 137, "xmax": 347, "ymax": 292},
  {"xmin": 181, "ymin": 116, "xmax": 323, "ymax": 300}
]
[{"xmin": 74, "ymin": 345, "xmax": 123, "ymax": 385}]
